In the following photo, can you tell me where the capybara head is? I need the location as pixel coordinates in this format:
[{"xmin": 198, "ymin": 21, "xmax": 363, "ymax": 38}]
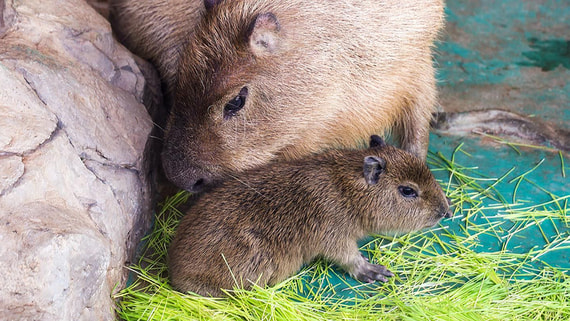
[
  {"xmin": 162, "ymin": 1, "xmax": 298, "ymax": 191},
  {"xmin": 356, "ymin": 135, "xmax": 452, "ymax": 232}
]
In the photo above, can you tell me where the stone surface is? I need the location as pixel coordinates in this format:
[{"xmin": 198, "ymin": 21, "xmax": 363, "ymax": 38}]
[
  {"xmin": 0, "ymin": 0, "xmax": 156, "ymax": 319},
  {"xmin": 0, "ymin": 155, "xmax": 23, "ymax": 195}
]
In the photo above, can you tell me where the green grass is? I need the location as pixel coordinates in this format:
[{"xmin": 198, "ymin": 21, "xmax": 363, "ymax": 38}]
[{"xmin": 115, "ymin": 144, "xmax": 569, "ymax": 321}]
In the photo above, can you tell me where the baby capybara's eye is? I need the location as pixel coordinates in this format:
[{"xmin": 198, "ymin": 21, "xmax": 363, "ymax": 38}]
[{"xmin": 398, "ymin": 186, "xmax": 418, "ymax": 198}]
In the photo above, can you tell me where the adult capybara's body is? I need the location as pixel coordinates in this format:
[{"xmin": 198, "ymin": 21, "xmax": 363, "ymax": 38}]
[
  {"xmin": 111, "ymin": 0, "xmax": 445, "ymax": 191},
  {"xmin": 168, "ymin": 136, "xmax": 452, "ymax": 296}
]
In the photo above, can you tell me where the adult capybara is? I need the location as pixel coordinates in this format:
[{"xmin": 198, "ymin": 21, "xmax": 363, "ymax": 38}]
[
  {"xmin": 111, "ymin": 0, "xmax": 445, "ymax": 191},
  {"xmin": 168, "ymin": 136, "xmax": 452, "ymax": 296}
]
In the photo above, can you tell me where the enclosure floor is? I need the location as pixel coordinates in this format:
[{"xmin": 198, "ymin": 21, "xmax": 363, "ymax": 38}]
[
  {"xmin": 433, "ymin": 0, "xmax": 569, "ymax": 269},
  {"xmin": 437, "ymin": 0, "xmax": 570, "ymax": 131}
]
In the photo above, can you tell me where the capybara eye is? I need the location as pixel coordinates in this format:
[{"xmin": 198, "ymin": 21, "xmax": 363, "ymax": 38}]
[
  {"xmin": 223, "ymin": 86, "xmax": 248, "ymax": 119},
  {"xmin": 398, "ymin": 186, "xmax": 418, "ymax": 198}
]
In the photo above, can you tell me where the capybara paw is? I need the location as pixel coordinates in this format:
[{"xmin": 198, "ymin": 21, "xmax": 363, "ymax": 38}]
[{"xmin": 355, "ymin": 262, "xmax": 394, "ymax": 283}]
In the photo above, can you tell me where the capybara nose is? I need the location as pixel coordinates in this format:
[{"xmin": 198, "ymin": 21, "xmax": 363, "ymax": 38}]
[
  {"xmin": 161, "ymin": 153, "xmax": 213, "ymax": 193},
  {"xmin": 168, "ymin": 167, "xmax": 213, "ymax": 193},
  {"xmin": 185, "ymin": 175, "xmax": 213, "ymax": 193},
  {"xmin": 443, "ymin": 197, "xmax": 453, "ymax": 218},
  {"xmin": 439, "ymin": 197, "xmax": 453, "ymax": 218},
  {"xmin": 438, "ymin": 204, "xmax": 453, "ymax": 219}
]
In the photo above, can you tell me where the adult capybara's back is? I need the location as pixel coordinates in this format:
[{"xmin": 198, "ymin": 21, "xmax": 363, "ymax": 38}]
[{"xmin": 111, "ymin": 0, "xmax": 445, "ymax": 191}]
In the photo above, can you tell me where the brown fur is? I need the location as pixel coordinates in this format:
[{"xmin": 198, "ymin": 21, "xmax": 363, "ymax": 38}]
[
  {"xmin": 111, "ymin": 0, "xmax": 445, "ymax": 191},
  {"xmin": 168, "ymin": 136, "xmax": 452, "ymax": 296}
]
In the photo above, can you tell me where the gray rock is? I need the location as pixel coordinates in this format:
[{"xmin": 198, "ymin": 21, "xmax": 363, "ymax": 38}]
[
  {"xmin": 0, "ymin": 0, "xmax": 157, "ymax": 319},
  {"xmin": 0, "ymin": 67, "xmax": 58, "ymax": 155},
  {"xmin": 0, "ymin": 202, "xmax": 112, "ymax": 321},
  {"xmin": 0, "ymin": 155, "xmax": 24, "ymax": 195}
]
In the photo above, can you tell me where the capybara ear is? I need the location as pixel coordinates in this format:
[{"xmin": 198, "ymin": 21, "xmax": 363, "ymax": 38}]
[
  {"xmin": 247, "ymin": 13, "xmax": 281, "ymax": 56},
  {"xmin": 363, "ymin": 156, "xmax": 386, "ymax": 185},
  {"xmin": 204, "ymin": 0, "xmax": 223, "ymax": 11},
  {"xmin": 369, "ymin": 135, "xmax": 387, "ymax": 149}
]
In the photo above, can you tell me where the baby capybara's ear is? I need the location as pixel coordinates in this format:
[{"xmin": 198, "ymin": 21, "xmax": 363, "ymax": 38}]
[
  {"xmin": 363, "ymin": 156, "xmax": 386, "ymax": 185},
  {"xmin": 369, "ymin": 135, "xmax": 387, "ymax": 149}
]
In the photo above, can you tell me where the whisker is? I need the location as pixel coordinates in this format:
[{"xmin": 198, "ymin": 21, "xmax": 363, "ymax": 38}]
[
  {"xmin": 151, "ymin": 121, "xmax": 166, "ymax": 132},
  {"xmin": 148, "ymin": 135, "xmax": 164, "ymax": 141}
]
